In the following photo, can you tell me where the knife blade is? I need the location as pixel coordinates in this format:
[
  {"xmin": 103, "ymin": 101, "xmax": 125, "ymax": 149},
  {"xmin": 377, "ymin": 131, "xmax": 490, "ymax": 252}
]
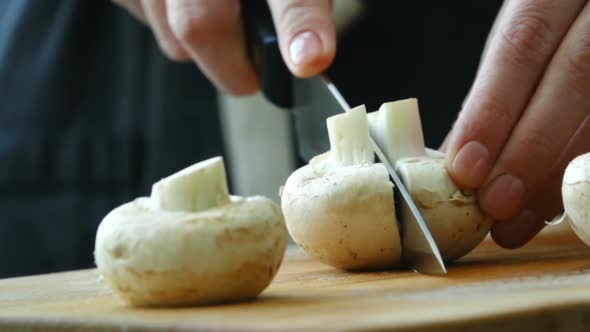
[
  {"xmin": 321, "ymin": 76, "xmax": 447, "ymax": 275},
  {"xmin": 242, "ymin": 1, "xmax": 447, "ymax": 275}
]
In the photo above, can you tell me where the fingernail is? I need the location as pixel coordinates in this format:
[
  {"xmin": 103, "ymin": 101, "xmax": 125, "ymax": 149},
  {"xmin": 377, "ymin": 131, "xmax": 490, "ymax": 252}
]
[
  {"xmin": 289, "ymin": 31, "xmax": 322, "ymax": 66},
  {"xmin": 480, "ymin": 174, "xmax": 526, "ymax": 220},
  {"xmin": 491, "ymin": 209, "xmax": 544, "ymax": 249},
  {"xmin": 451, "ymin": 141, "xmax": 490, "ymax": 187}
]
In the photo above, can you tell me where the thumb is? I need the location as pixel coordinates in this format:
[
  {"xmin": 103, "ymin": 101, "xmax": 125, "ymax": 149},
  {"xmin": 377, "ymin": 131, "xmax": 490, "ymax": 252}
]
[{"xmin": 267, "ymin": 0, "xmax": 336, "ymax": 77}]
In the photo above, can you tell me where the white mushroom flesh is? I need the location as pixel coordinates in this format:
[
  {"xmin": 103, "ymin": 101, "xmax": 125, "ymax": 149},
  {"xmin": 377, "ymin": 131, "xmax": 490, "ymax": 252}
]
[{"xmin": 397, "ymin": 157, "xmax": 492, "ymax": 261}]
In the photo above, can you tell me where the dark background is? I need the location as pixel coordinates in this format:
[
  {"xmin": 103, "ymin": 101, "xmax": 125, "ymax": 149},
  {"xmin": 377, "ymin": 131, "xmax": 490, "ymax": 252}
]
[
  {"xmin": 0, "ymin": 1, "xmax": 502, "ymax": 278},
  {"xmin": 330, "ymin": 1, "xmax": 503, "ymax": 149}
]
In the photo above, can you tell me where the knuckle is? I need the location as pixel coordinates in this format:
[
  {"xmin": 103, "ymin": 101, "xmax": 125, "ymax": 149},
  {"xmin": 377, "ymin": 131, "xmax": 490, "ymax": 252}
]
[
  {"xmin": 486, "ymin": 98, "xmax": 513, "ymax": 129},
  {"xmin": 566, "ymin": 37, "xmax": 590, "ymax": 94},
  {"xmin": 515, "ymin": 127, "xmax": 557, "ymax": 163},
  {"xmin": 159, "ymin": 44, "xmax": 189, "ymax": 62},
  {"xmin": 468, "ymin": 95, "xmax": 513, "ymax": 136},
  {"xmin": 499, "ymin": 5, "xmax": 553, "ymax": 67},
  {"xmin": 277, "ymin": 0, "xmax": 310, "ymax": 22},
  {"xmin": 168, "ymin": 11, "xmax": 215, "ymax": 45},
  {"xmin": 276, "ymin": 1, "xmax": 326, "ymax": 35}
]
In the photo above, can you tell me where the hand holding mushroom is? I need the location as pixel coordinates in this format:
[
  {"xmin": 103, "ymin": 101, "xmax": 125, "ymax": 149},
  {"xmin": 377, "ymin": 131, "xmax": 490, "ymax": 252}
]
[{"xmin": 280, "ymin": 98, "xmax": 493, "ymax": 270}]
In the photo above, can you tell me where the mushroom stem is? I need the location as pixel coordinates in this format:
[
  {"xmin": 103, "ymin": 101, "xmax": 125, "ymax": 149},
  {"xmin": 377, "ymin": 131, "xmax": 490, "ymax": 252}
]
[
  {"xmin": 326, "ymin": 105, "xmax": 374, "ymax": 167},
  {"xmin": 150, "ymin": 156, "xmax": 230, "ymax": 212},
  {"xmin": 368, "ymin": 98, "xmax": 426, "ymax": 163}
]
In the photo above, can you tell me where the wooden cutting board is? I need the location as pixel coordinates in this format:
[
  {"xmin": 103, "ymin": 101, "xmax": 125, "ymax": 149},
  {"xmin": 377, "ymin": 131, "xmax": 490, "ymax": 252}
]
[{"xmin": 2, "ymin": 223, "xmax": 590, "ymax": 332}]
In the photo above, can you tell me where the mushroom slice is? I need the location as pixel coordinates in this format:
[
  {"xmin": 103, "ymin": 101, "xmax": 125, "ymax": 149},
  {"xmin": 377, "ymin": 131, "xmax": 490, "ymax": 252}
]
[{"xmin": 368, "ymin": 98, "xmax": 492, "ymax": 262}]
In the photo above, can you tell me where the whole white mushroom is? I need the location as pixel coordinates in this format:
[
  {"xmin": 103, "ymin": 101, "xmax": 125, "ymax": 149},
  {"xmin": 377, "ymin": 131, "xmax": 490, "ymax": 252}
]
[
  {"xmin": 94, "ymin": 156, "xmax": 287, "ymax": 307},
  {"xmin": 562, "ymin": 152, "xmax": 590, "ymax": 246}
]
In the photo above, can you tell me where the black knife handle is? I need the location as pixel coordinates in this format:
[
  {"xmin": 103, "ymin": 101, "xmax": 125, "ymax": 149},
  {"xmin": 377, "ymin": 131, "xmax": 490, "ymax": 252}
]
[{"xmin": 242, "ymin": 0, "xmax": 293, "ymax": 109}]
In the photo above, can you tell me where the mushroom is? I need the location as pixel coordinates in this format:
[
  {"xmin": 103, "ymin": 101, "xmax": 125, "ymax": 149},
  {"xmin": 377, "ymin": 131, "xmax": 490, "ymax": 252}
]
[
  {"xmin": 280, "ymin": 106, "xmax": 402, "ymax": 270},
  {"xmin": 562, "ymin": 152, "xmax": 590, "ymax": 246},
  {"xmin": 94, "ymin": 156, "xmax": 287, "ymax": 307},
  {"xmin": 368, "ymin": 98, "xmax": 493, "ymax": 262}
]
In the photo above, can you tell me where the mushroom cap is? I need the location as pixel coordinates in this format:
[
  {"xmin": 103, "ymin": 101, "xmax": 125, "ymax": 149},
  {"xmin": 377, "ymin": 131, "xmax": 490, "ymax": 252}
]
[
  {"xmin": 397, "ymin": 156, "xmax": 492, "ymax": 262},
  {"xmin": 280, "ymin": 154, "xmax": 401, "ymax": 270},
  {"xmin": 94, "ymin": 195, "xmax": 287, "ymax": 307},
  {"xmin": 562, "ymin": 152, "xmax": 590, "ymax": 246}
]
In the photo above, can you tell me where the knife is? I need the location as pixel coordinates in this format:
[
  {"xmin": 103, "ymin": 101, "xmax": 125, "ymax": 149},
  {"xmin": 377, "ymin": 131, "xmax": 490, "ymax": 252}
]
[{"xmin": 241, "ymin": 1, "xmax": 447, "ymax": 275}]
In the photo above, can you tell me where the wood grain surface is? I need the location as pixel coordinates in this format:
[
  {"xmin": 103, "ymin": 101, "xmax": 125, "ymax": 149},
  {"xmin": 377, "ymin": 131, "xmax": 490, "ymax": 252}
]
[{"xmin": 1, "ymin": 223, "xmax": 590, "ymax": 332}]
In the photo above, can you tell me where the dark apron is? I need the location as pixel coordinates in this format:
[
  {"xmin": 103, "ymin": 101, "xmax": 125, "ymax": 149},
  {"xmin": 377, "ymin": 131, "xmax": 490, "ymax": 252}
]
[{"xmin": 0, "ymin": 0, "xmax": 224, "ymax": 277}]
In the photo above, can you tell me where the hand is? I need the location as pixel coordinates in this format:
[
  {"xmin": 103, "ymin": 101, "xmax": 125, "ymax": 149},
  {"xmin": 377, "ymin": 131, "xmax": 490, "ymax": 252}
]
[
  {"xmin": 112, "ymin": 0, "xmax": 336, "ymax": 95},
  {"xmin": 442, "ymin": 0, "xmax": 590, "ymax": 249}
]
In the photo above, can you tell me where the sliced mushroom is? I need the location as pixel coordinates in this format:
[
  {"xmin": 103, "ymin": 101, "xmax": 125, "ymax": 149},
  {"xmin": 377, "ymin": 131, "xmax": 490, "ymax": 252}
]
[
  {"xmin": 280, "ymin": 106, "xmax": 402, "ymax": 270},
  {"xmin": 368, "ymin": 98, "xmax": 492, "ymax": 262}
]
